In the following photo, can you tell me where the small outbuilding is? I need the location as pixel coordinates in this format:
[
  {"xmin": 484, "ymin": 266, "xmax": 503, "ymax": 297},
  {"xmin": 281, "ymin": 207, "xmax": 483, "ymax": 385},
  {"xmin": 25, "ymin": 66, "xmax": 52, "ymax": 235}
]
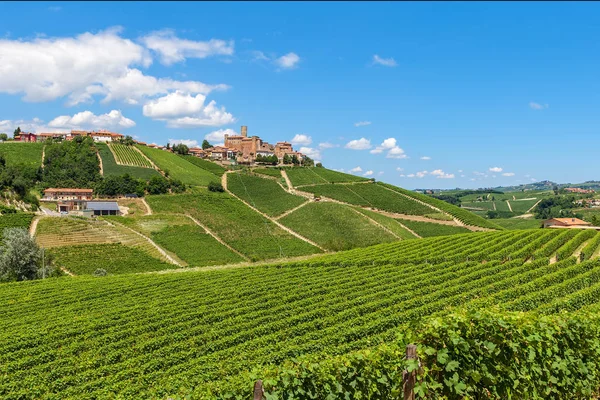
[
  {"xmin": 543, "ymin": 217, "xmax": 591, "ymax": 229},
  {"xmin": 86, "ymin": 201, "xmax": 121, "ymax": 216}
]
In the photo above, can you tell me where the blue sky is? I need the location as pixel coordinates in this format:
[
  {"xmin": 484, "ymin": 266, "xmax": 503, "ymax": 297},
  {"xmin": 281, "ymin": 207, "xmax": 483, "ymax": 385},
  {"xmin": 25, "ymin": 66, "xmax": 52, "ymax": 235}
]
[{"xmin": 1, "ymin": 2, "xmax": 599, "ymax": 189}]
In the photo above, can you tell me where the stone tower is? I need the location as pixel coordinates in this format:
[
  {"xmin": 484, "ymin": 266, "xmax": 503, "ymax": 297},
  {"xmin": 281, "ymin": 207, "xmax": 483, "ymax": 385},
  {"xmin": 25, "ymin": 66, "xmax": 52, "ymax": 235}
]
[{"xmin": 241, "ymin": 125, "xmax": 248, "ymax": 137}]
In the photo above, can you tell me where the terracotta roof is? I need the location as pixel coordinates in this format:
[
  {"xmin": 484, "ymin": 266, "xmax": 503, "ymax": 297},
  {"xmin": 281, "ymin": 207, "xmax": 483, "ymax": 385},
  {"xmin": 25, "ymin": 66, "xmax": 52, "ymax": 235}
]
[
  {"xmin": 44, "ymin": 188, "xmax": 93, "ymax": 193},
  {"xmin": 546, "ymin": 218, "xmax": 591, "ymax": 226}
]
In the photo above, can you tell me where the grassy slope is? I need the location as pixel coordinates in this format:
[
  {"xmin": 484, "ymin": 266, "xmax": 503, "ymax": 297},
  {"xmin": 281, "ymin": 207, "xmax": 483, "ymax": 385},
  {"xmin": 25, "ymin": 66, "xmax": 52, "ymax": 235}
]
[
  {"xmin": 97, "ymin": 143, "xmax": 160, "ymax": 180},
  {"xmin": 0, "ymin": 213, "xmax": 34, "ymax": 240},
  {"xmin": 3, "ymin": 230, "xmax": 600, "ymax": 398},
  {"xmin": 136, "ymin": 145, "xmax": 218, "ymax": 186},
  {"xmin": 146, "ymin": 190, "xmax": 321, "ymax": 260},
  {"xmin": 227, "ymin": 173, "xmax": 306, "ymax": 217},
  {"xmin": 353, "ymin": 208, "xmax": 418, "ymax": 240},
  {"xmin": 51, "ymin": 243, "xmax": 175, "ymax": 275},
  {"xmin": 279, "ymin": 202, "xmax": 398, "ymax": 251},
  {"xmin": 181, "ymin": 155, "xmax": 226, "ymax": 176},
  {"xmin": 493, "ymin": 218, "xmax": 543, "ymax": 230},
  {"xmin": 254, "ymin": 168, "xmax": 281, "ymax": 178},
  {"xmin": 109, "ymin": 143, "xmax": 153, "ymax": 168},
  {"xmin": 396, "ymin": 218, "xmax": 471, "ymax": 237},
  {"xmin": 0, "ymin": 142, "xmax": 44, "ymax": 167},
  {"xmin": 286, "ymin": 167, "xmax": 369, "ymax": 186}
]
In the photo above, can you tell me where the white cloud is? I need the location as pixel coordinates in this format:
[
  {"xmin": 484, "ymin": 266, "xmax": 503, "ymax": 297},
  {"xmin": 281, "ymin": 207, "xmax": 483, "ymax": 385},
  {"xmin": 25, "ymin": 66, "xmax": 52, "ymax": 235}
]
[
  {"xmin": 345, "ymin": 138, "xmax": 371, "ymax": 150},
  {"xmin": 529, "ymin": 102, "xmax": 549, "ymax": 110},
  {"xmin": 363, "ymin": 170, "xmax": 374, "ymax": 177},
  {"xmin": 0, "ymin": 27, "xmax": 228, "ymax": 106},
  {"xmin": 372, "ymin": 55, "xmax": 397, "ymax": 67},
  {"xmin": 169, "ymin": 139, "xmax": 198, "ymax": 147},
  {"xmin": 354, "ymin": 121, "xmax": 372, "ymax": 127},
  {"xmin": 489, "ymin": 167, "xmax": 503, "ymax": 173},
  {"xmin": 458, "ymin": 170, "xmax": 463, "ymax": 173},
  {"xmin": 318, "ymin": 142, "xmax": 337, "ymax": 149},
  {"xmin": 251, "ymin": 50, "xmax": 270, "ymax": 61},
  {"xmin": 369, "ymin": 137, "xmax": 406, "ymax": 158},
  {"xmin": 406, "ymin": 174, "xmax": 415, "ymax": 178},
  {"xmin": 502, "ymin": 172, "xmax": 515, "ymax": 177},
  {"xmin": 299, "ymin": 146, "xmax": 321, "ymax": 160},
  {"xmin": 430, "ymin": 169, "xmax": 455, "ymax": 179},
  {"xmin": 0, "ymin": 117, "xmax": 68, "ymax": 134},
  {"xmin": 386, "ymin": 146, "xmax": 407, "ymax": 159},
  {"xmin": 396, "ymin": 167, "xmax": 404, "ymax": 172},
  {"xmin": 275, "ymin": 52, "xmax": 300, "ymax": 69},
  {"xmin": 205, "ymin": 128, "xmax": 237, "ymax": 143},
  {"xmin": 350, "ymin": 166, "xmax": 363, "ymax": 173},
  {"xmin": 140, "ymin": 29, "xmax": 234, "ymax": 65},
  {"xmin": 48, "ymin": 110, "xmax": 135, "ymax": 130},
  {"xmin": 378, "ymin": 171, "xmax": 384, "ymax": 176},
  {"xmin": 290, "ymin": 134, "xmax": 312, "ymax": 146},
  {"xmin": 143, "ymin": 91, "xmax": 234, "ymax": 128},
  {"xmin": 420, "ymin": 156, "xmax": 431, "ymax": 160}
]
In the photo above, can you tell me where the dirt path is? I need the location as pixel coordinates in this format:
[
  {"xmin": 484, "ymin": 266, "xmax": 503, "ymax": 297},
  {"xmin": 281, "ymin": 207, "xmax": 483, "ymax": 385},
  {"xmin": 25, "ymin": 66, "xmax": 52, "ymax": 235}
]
[
  {"xmin": 368, "ymin": 209, "xmax": 461, "ymax": 226},
  {"xmin": 224, "ymin": 173, "xmax": 328, "ymax": 252},
  {"xmin": 141, "ymin": 198, "xmax": 152, "ymax": 215},
  {"xmin": 350, "ymin": 208, "xmax": 405, "ymax": 240},
  {"xmin": 394, "ymin": 219, "xmax": 422, "ymax": 239},
  {"xmin": 29, "ymin": 216, "xmax": 41, "ymax": 237},
  {"xmin": 97, "ymin": 149, "xmax": 104, "ymax": 176},
  {"xmin": 295, "ymin": 181, "xmax": 372, "ymax": 189},
  {"xmin": 275, "ymin": 200, "xmax": 312, "ymax": 220},
  {"xmin": 280, "ymin": 170, "xmax": 295, "ymax": 192},
  {"xmin": 60, "ymin": 267, "xmax": 75, "ymax": 277},
  {"xmin": 513, "ymin": 213, "xmax": 534, "ymax": 219},
  {"xmin": 107, "ymin": 220, "xmax": 182, "ymax": 266},
  {"xmin": 41, "ymin": 145, "xmax": 46, "ymax": 169},
  {"xmin": 527, "ymin": 199, "xmax": 542, "ymax": 213},
  {"xmin": 185, "ymin": 214, "xmax": 250, "ymax": 261},
  {"xmin": 493, "ymin": 202, "xmax": 497, "ymax": 211},
  {"xmin": 506, "ymin": 201, "xmax": 513, "ymax": 212}
]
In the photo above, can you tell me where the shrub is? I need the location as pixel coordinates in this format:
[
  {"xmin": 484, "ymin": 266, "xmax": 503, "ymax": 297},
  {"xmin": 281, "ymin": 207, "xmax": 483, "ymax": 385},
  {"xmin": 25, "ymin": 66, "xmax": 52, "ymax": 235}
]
[
  {"xmin": 93, "ymin": 268, "xmax": 107, "ymax": 277},
  {"xmin": 208, "ymin": 181, "xmax": 224, "ymax": 192}
]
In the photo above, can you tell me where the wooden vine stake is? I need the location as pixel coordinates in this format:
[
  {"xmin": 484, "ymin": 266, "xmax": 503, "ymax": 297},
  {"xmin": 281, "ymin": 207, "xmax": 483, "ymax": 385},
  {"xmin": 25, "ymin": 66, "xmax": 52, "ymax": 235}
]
[
  {"xmin": 253, "ymin": 380, "xmax": 264, "ymax": 400},
  {"xmin": 403, "ymin": 344, "xmax": 417, "ymax": 400}
]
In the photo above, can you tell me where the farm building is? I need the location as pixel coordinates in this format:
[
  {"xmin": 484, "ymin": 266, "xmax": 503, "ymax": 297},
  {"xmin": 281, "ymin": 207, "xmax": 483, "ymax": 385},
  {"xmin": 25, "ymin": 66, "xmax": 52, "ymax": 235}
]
[
  {"xmin": 14, "ymin": 132, "xmax": 37, "ymax": 142},
  {"xmin": 86, "ymin": 201, "xmax": 121, "ymax": 216},
  {"xmin": 543, "ymin": 217, "xmax": 591, "ymax": 228},
  {"xmin": 43, "ymin": 188, "xmax": 93, "ymax": 201}
]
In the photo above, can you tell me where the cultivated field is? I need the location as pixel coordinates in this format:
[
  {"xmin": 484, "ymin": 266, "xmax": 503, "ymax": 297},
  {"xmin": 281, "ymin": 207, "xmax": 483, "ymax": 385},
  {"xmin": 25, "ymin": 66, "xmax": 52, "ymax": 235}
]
[
  {"xmin": 3, "ymin": 229, "xmax": 600, "ymax": 398},
  {"xmin": 97, "ymin": 143, "xmax": 160, "ymax": 180},
  {"xmin": 109, "ymin": 143, "xmax": 153, "ymax": 168},
  {"xmin": 395, "ymin": 218, "xmax": 471, "ymax": 237},
  {"xmin": 286, "ymin": 167, "xmax": 369, "ymax": 186},
  {"xmin": 181, "ymin": 155, "xmax": 226, "ymax": 176},
  {"xmin": 0, "ymin": 213, "xmax": 34, "ymax": 240},
  {"xmin": 0, "ymin": 142, "xmax": 44, "ymax": 167},
  {"xmin": 136, "ymin": 145, "xmax": 218, "ymax": 186},
  {"xmin": 253, "ymin": 167, "xmax": 281, "ymax": 178}
]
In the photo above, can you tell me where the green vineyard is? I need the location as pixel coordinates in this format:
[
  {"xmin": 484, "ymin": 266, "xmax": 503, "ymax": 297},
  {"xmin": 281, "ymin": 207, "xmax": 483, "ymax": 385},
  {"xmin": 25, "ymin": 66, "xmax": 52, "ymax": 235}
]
[
  {"xmin": 3, "ymin": 229, "xmax": 600, "ymax": 398},
  {"xmin": 109, "ymin": 143, "xmax": 153, "ymax": 168},
  {"xmin": 0, "ymin": 213, "xmax": 34, "ymax": 240}
]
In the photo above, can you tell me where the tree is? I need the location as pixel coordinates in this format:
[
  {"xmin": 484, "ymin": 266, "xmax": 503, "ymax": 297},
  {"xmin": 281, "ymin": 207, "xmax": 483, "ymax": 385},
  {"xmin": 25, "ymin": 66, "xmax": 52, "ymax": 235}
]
[
  {"xmin": 0, "ymin": 228, "xmax": 54, "ymax": 282},
  {"xmin": 172, "ymin": 143, "xmax": 189, "ymax": 155},
  {"xmin": 316, "ymin": 162, "xmax": 323, "ymax": 168},
  {"xmin": 283, "ymin": 154, "xmax": 292, "ymax": 165},
  {"xmin": 13, "ymin": 127, "xmax": 21, "ymax": 138},
  {"xmin": 121, "ymin": 135, "xmax": 135, "ymax": 146},
  {"xmin": 166, "ymin": 143, "xmax": 170, "ymax": 150},
  {"xmin": 0, "ymin": 133, "xmax": 7, "ymax": 141},
  {"xmin": 202, "ymin": 140, "xmax": 212, "ymax": 150},
  {"xmin": 303, "ymin": 156, "xmax": 314, "ymax": 167},
  {"xmin": 208, "ymin": 181, "xmax": 224, "ymax": 192},
  {"xmin": 146, "ymin": 176, "xmax": 171, "ymax": 195},
  {"xmin": 553, "ymin": 185, "xmax": 559, "ymax": 195}
]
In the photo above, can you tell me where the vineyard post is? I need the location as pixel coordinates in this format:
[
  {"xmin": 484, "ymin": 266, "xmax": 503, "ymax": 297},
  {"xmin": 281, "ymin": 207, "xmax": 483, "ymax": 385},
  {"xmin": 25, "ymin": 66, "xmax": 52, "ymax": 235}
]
[
  {"xmin": 403, "ymin": 344, "xmax": 417, "ymax": 400},
  {"xmin": 253, "ymin": 380, "xmax": 264, "ymax": 400}
]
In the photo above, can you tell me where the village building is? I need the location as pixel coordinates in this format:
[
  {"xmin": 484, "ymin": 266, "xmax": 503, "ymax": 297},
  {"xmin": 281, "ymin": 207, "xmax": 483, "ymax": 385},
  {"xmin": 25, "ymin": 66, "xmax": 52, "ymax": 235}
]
[
  {"xmin": 43, "ymin": 188, "xmax": 94, "ymax": 201},
  {"xmin": 14, "ymin": 132, "xmax": 37, "ymax": 142},
  {"xmin": 223, "ymin": 126, "xmax": 303, "ymax": 164},
  {"xmin": 543, "ymin": 218, "xmax": 592, "ymax": 229},
  {"xmin": 564, "ymin": 187, "xmax": 595, "ymax": 194},
  {"xmin": 188, "ymin": 147, "xmax": 206, "ymax": 158}
]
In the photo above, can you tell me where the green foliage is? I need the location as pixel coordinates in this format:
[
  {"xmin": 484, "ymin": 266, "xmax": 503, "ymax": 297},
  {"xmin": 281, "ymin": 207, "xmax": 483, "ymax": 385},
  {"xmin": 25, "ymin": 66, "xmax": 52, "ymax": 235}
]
[
  {"xmin": 95, "ymin": 173, "xmax": 146, "ymax": 197},
  {"xmin": 109, "ymin": 143, "xmax": 153, "ymax": 168},
  {"xmin": 182, "ymin": 155, "xmax": 226, "ymax": 176},
  {"xmin": 146, "ymin": 175, "xmax": 171, "ymax": 195},
  {"xmin": 227, "ymin": 173, "xmax": 305, "ymax": 216},
  {"xmin": 492, "ymin": 218, "xmax": 543, "ymax": 230},
  {"xmin": 580, "ymin": 231, "xmax": 600, "ymax": 261},
  {"xmin": 137, "ymin": 145, "xmax": 219, "ymax": 186},
  {"xmin": 255, "ymin": 154, "xmax": 279, "ymax": 165},
  {"xmin": 0, "ymin": 142, "xmax": 44, "ymax": 168},
  {"xmin": 42, "ymin": 136, "xmax": 101, "ymax": 188},
  {"xmin": 97, "ymin": 143, "xmax": 160, "ymax": 180},
  {"xmin": 280, "ymin": 202, "xmax": 398, "ymax": 250},
  {"xmin": 353, "ymin": 207, "xmax": 418, "ymax": 240},
  {"xmin": 0, "ymin": 213, "xmax": 34, "ymax": 241},
  {"xmin": 0, "ymin": 227, "xmax": 51, "ymax": 282},
  {"xmin": 534, "ymin": 195, "xmax": 582, "ymax": 219},
  {"xmin": 285, "ymin": 167, "xmax": 369, "ymax": 186},
  {"xmin": 202, "ymin": 139, "xmax": 212, "ymax": 150},
  {"xmin": 396, "ymin": 219, "xmax": 471, "ymax": 237},
  {"xmin": 171, "ymin": 143, "xmax": 189, "ymax": 155},
  {"xmin": 51, "ymin": 243, "xmax": 175, "ymax": 275},
  {"xmin": 0, "ymin": 133, "xmax": 7, "ymax": 141},
  {"xmin": 208, "ymin": 181, "xmax": 224, "ymax": 192}
]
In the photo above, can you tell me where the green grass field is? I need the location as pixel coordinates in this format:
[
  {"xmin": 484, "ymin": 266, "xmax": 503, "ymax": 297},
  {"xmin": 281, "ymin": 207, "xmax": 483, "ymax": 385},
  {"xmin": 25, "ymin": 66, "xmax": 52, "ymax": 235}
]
[
  {"xmin": 97, "ymin": 143, "xmax": 160, "ymax": 180},
  {"xmin": 227, "ymin": 172, "xmax": 306, "ymax": 217},
  {"xmin": 136, "ymin": 145, "xmax": 218, "ymax": 186},
  {"xmin": 253, "ymin": 167, "xmax": 281, "ymax": 178},
  {"xmin": 109, "ymin": 143, "xmax": 153, "ymax": 168},
  {"xmin": 0, "ymin": 142, "xmax": 44, "ymax": 167},
  {"xmin": 286, "ymin": 167, "xmax": 369, "ymax": 186},
  {"xmin": 301, "ymin": 183, "xmax": 434, "ymax": 215},
  {"xmin": 280, "ymin": 202, "xmax": 398, "ymax": 251},
  {"xmin": 181, "ymin": 155, "xmax": 226, "ymax": 176},
  {"xmin": 5, "ymin": 230, "xmax": 600, "ymax": 398},
  {"xmin": 395, "ymin": 218, "xmax": 471, "ymax": 237},
  {"xmin": 509, "ymin": 199, "xmax": 539, "ymax": 213},
  {"xmin": 146, "ymin": 190, "xmax": 321, "ymax": 260},
  {"xmin": 353, "ymin": 208, "xmax": 418, "ymax": 240},
  {"xmin": 493, "ymin": 218, "xmax": 544, "ymax": 230},
  {"xmin": 50, "ymin": 243, "xmax": 175, "ymax": 275}
]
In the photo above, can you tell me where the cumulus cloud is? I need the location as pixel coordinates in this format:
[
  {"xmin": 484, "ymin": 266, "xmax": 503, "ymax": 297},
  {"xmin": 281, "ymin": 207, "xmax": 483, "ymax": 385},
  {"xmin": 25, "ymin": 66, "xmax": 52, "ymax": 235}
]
[
  {"xmin": 529, "ymin": 102, "xmax": 549, "ymax": 110},
  {"xmin": 143, "ymin": 91, "xmax": 234, "ymax": 128},
  {"xmin": 430, "ymin": 169, "xmax": 455, "ymax": 179},
  {"xmin": 489, "ymin": 167, "xmax": 503, "ymax": 173},
  {"xmin": 299, "ymin": 146, "xmax": 321, "ymax": 160},
  {"xmin": 205, "ymin": 128, "xmax": 237, "ymax": 143},
  {"xmin": 415, "ymin": 170, "xmax": 428, "ymax": 178},
  {"xmin": 169, "ymin": 139, "xmax": 198, "ymax": 147},
  {"xmin": 290, "ymin": 134, "xmax": 312, "ymax": 146},
  {"xmin": 502, "ymin": 172, "xmax": 515, "ymax": 177},
  {"xmin": 372, "ymin": 55, "xmax": 397, "ymax": 67},
  {"xmin": 420, "ymin": 156, "xmax": 431, "ymax": 160},
  {"xmin": 345, "ymin": 138, "xmax": 371, "ymax": 150},
  {"xmin": 363, "ymin": 170, "xmax": 374, "ymax": 177},
  {"xmin": 275, "ymin": 52, "xmax": 300, "ymax": 69},
  {"xmin": 396, "ymin": 167, "xmax": 404, "ymax": 172},
  {"xmin": 354, "ymin": 121, "xmax": 372, "ymax": 127},
  {"xmin": 0, "ymin": 117, "xmax": 68, "ymax": 134},
  {"xmin": 48, "ymin": 110, "xmax": 135, "ymax": 130},
  {"xmin": 318, "ymin": 142, "xmax": 337, "ymax": 149},
  {"xmin": 0, "ymin": 27, "xmax": 228, "ymax": 106},
  {"xmin": 386, "ymin": 146, "xmax": 407, "ymax": 159},
  {"xmin": 370, "ymin": 137, "xmax": 407, "ymax": 159},
  {"xmin": 350, "ymin": 166, "xmax": 363, "ymax": 173},
  {"xmin": 140, "ymin": 29, "xmax": 234, "ymax": 65}
]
